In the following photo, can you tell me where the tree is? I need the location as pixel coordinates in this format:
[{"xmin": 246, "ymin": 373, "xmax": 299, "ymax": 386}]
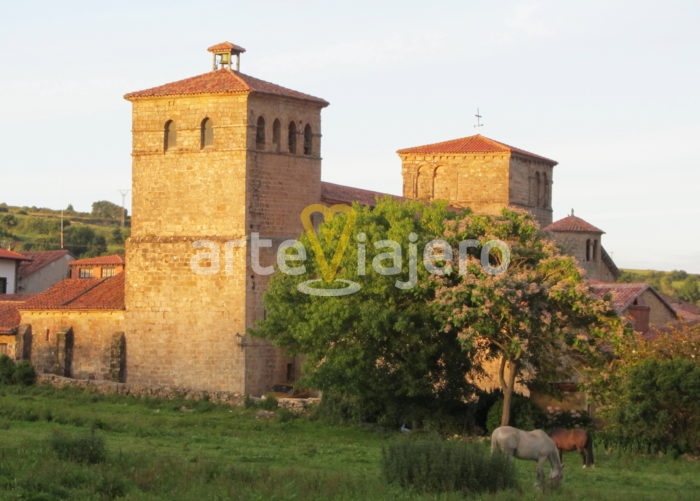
[
  {"xmin": 252, "ymin": 199, "xmax": 473, "ymax": 424},
  {"xmin": 66, "ymin": 204, "xmax": 75, "ymax": 213},
  {"xmin": 91, "ymin": 201, "xmax": 125, "ymax": 220},
  {"xmin": 432, "ymin": 209, "xmax": 629, "ymax": 426},
  {"xmin": 65, "ymin": 226, "xmax": 107, "ymax": 258}
]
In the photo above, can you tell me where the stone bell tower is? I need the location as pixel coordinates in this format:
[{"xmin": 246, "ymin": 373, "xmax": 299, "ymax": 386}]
[{"xmin": 123, "ymin": 42, "xmax": 328, "ymax": 394}]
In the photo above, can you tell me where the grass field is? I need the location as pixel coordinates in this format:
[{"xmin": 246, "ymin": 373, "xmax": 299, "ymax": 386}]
[{"xmin": 0, "ymin": 386, "xmax": 697, "ymax": 500}]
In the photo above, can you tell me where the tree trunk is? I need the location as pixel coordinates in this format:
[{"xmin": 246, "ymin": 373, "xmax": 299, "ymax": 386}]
[{"xmin": 499, "ymin": 358, "xmax": 519, "ymax": 427}]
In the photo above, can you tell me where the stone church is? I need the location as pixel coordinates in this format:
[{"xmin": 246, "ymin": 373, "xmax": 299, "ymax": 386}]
[{"xmin": 2, "ymin": 42, "xmax": 677, "ymax": 395}]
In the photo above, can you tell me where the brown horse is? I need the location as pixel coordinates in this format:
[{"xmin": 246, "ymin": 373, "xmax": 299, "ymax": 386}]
[{"xmin": 549, "ymin": 428, "xmax": 594, "ymax": 468}]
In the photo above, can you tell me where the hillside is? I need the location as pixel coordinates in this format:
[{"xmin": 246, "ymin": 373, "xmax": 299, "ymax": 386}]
[
  {"xmin": 0, "ymin": 202, "xmax": 130, "ymax": 258},
  {"xmin": 620, "ymin": 268, "xmax": 700, "ymax": 306}
]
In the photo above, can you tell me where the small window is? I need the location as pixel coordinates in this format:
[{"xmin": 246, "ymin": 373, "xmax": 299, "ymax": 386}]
[
  {"xmin": 592, "ymin": 239, "xmax": 598, "ymax": 261},
  {"xmin": 535, "ymin": 172, "xmax": 541, "ymax": 206},
  {"xmin": 542, "ymin": 173, "xmax": 549, "ymax": 208},
  {"xmin": 303, "ymin": 124, "xmax": 312, "ymax": 155},
  {"xmin": 272, "ymin": 119, "xmax": 281, "ymax": 152},
  {"xmin": 288, "ymin": 121, "xmax": 297, "ymax": 154},
  {"xmin": 79, "ymin": 268, "xmax": 93, "ymax": 279},
  {"xmin": 286, "ymin": 362, "xmax": 295, "ymax": 382},
  {"xmin": 0, "ymin": 277, "xmax": 6, "ymax": 294},
  {"xmin": 102, "ymin": 266, "xmax": 116, "ymax": 278},
  {"xmin": 585, "ymin": 239, "xmax": 591, "ymax": 262},
  {"xmin": 200, "ymin": 118, "xmax": 213, "ymax": 149},
  {"xmin": 256, "ymin": 116, "xmax": 266, "ymax": 150},
  {"xmin": 164, "ymin": 120, "xmax": 176, "ymax": 152}
]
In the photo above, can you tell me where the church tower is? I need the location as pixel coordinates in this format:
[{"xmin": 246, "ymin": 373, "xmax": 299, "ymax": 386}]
[
  {"xmin": 397, "ymin": 134, "xmax": 557, "ymax": 227},
  {"xmin": 123, "ymin": 42, "xmax": 328, "ymax": 394}
]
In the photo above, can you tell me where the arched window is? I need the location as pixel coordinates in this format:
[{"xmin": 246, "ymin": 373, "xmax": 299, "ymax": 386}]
[
  {"xmin": 585, "ymin": 239, "xmax": 592, "ymax": 261},
  {"xmin": 272, "ymin": 119, "xmax": 281, "ymax": 152},
  {"xmin": 256, "ymin": 116, "xmax": 266, "ymax": 150},
  {"xmin": 535, "ymin": 172, "xmax": 541, "ymax": 205},
  {"xmin": 592, "ymin": 239, "xmax": 598, "ymax": 261},
  {"xmin": 303, "ymin": 124, "xmax": 313, "ymax": 155},
  {"xmin": 200, "ymin": 118, "xmax": 213, "ymax": 149},
  {"xmin": 542, "ymin": 173, "xmax": 549, "ymax": 208},
  {"xmin": 164, "ymin": 120, "xmax": 176, "ymax": 152},
  {"xmin": 288, "ymin": 121, "xmax": 297, "ymax": 154}
]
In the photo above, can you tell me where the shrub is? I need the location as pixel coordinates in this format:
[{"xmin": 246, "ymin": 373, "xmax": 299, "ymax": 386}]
[
  {"xmin": 259, "ymin": 394, "xmax": 279, "ymax": 411},
  {"xmin": 49, "ymin": 430, "xmax": 107, "ymax": 464},
  {"xmin": 0, "ymin": 355, "xmax": 15, "ymax": 384},
  {"xmin": 12, "ymin": 361, "xmax": 37, "ymax": 386},
  {"xmin": 486, "ymin": 395, "xmax": 545, "ymax": 434},
  {"xmin": 544, "ymin": 407, "xmax": 593, "ymax": 430},
  {"xmin": 381, "ymin": 439, "xmax": 516, "ymax": 494},
  {"xmin": 601, "ymin": 358, "xmax": 700, "ymax": 455}
]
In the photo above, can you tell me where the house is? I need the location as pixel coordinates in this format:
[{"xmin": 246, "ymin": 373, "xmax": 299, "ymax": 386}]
[
  {"xmin": 17, "ymin": 250, "xmax": 73, "ymax": 294},
  {"xmin": 0, "ymin": 249, "xmax": 31, "ymax": 295},
  {"xmin": 69, "ymin": 255, "xmax": 124, "ymax": 279}
]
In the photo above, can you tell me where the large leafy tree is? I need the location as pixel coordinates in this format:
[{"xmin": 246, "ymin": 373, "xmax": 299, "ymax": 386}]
[
  {"xmin": 252, "ymin": 199, "xmax": 473, "ymax": 424},
  {"xmin": 432, "ymin": 209, "xmax": 629, "ymax": 426}
]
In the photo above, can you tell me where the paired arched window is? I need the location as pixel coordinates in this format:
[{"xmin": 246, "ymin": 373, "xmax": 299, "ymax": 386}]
[
  {"xmin": 272, "ymin": 119, "xmax": 281, "ymax": 152},
  {"xmin": 164, "ymin": 120, "xmax": 176, "ymax": 152},
  {"xmin": 592, "ymin": 239, "xmax": 598, "ymax": 261},
  {"xmin": 535, "ymin": 172, "xmax": 541, "ymax": 205},
  {"xmin": 585, "ymin": 239, "xmax": 592, "ymax": 261},
  {"xmin": 256, "ymin": 116, "xmax": 266, "ymax": 149},
  {"xmin": 288, "ymin": 121, "xmax": 297, "ymax": 154},
  {"xmin": 200, "ymin": 118, "xmax": 213, "ymax": 149},
  {"xmin": 303, "ymin": 124, "xmax": 313, "ymax": 155},
  {"xmin": 542, "ymin": 173, "xmax": 549, "ymax": 208}
]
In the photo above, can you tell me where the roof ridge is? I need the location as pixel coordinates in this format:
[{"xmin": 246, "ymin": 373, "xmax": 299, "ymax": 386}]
[{"xmin": 223, "ymin": 68, "xmax": 252, "ymax": 91}]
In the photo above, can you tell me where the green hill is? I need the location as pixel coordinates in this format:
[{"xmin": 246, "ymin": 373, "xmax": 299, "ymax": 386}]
[
  {"xmin": 0, "ymin": 201, "xmax": 130, "ymax": 258},
  {"xmin": 620, "ymin": 268, "xmax": 700, "ymax": 305}
]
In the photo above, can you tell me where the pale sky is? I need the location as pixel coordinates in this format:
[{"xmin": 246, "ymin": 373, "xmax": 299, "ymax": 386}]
[{"xmin": 0, "ymin": 1, "xmax": 698, "ymax": 272}]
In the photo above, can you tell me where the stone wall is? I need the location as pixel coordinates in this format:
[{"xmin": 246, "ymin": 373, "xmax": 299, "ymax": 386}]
[
  {"xmin": 18, "ymin": 310, "xmax": 124, "ymax": 380},
  {"xmin": 548, "ymin": 231, "xmax": 615, "ymax": 281},
  {"xmin": 638, "ymin": 289, "xmax": 676, "ymax": 327}
]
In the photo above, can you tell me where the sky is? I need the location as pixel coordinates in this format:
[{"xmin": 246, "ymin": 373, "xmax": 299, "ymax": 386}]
[{"xmin": 0, "ymin": 1, "xmax": 698, "ymax": 272}]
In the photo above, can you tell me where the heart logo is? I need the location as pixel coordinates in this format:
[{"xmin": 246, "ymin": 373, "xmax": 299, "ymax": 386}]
[{"xmin": 300, "ymin": 204, "xmax": 357, "ymax": 283}]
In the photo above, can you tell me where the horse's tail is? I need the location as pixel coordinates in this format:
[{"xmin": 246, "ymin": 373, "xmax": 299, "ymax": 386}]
[{"xmin": 585, "ymin": 431, "xmax": 594, "ymax": 466}]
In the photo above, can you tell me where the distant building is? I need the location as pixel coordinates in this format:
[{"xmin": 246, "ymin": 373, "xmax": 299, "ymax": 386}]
[
  {"xmin": 69, "ymin": 255, "xmax": 124, "ymax": 279},
  {"xmin": 17, "ymin": 250, "xmax": 73, "ymax": 294},
  {"xmin": 0, "ymin": 249, "xmax": 31, "ymax": 295}
]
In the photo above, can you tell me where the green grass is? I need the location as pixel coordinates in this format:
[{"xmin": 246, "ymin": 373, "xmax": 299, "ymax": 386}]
[{"xmin": 0, "ymin": 385, "xmax": 698, "ymax": 500}]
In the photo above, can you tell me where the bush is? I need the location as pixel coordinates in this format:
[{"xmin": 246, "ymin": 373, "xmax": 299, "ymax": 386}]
[
  {"xmin": 0, "ymin": 355, "xmax": 16, "ymax": 384},
  {"xmin": 259, "ymin": 394, "xmax": 279, "ymax": 411},
  {"xmin": 486, "ymin": 394, "xmax": 545, "ymax": 434},
  {"xmin": 381, "ymin": 439, "xmax": 517, "ymax": 494},
  {"xmin": 49, "ymin": 430, "xmax": 107, "ymax": 464},
  {"xmin": 12, "ymin": 361, "xmax": 36, "ymax": 386},
  {"xmin": 602, "ymin": 358, "xmax": 700, "ymax": 455}
]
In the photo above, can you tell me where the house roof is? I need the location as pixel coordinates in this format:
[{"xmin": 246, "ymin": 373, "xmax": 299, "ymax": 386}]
[
  {"xmin": 396, "ymin": 134, "xmax": 558, "ymax": 165},
  {"xmin": 320, "ymin": 182, "xmax": 403, "ymax": 207},
  {"xmin": 0, "ymin": 249, "xmax": 31, "ymax": 262},
  {"xmin": 21, "ymin": 274, "xmax": 125, "ymax": 311},
  {"xmin": 69, "ymin": 255, "xmax": 124, "ymax": 267},
  {"xmin": 589, "ymin": 282, "xmax": 677, "ymax": 318},
  {"xmin": 18, "ymin": 250, "xmax": 72, "ymax": 279},
  {"xmin": 0, "ymin": 302, "xmax": 21, "ymax": 334},
  {"xmin": 124, "ymin": 68, "xmax": 329, "ymax": 106},
  {"xmin": 543, "ymin": 214, "xmax": 604, "ymax": 234}
]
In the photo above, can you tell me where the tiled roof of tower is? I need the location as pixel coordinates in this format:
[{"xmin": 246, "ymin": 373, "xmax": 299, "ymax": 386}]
[
  {"xmin": 396, "ymin": 134, "xmax": 558, "ymax": 165},
  {"xmin": 321, "ymin": 182, "xmax": 404, "ymax": 207},
  {"xmin": 589, "ymin": 282, "xmax": 677, "ymax": 318},
  {"xmin": 70, "ymin": 255, "xmax": 124, "ymax": 267},
  {"xmin": 0, "ymin": 249, "xmax": 31, "ymax": 261},
  {"xmin": 124, "ymin": 68, "xmax": 329, "ymax": 106},
  {"xmin": 207, "ymin": 41, "xmax": 246, "ymax": 53},
  {"xmin": 18, "ymin": 250, "xmax": 72, "ymax": 279},
  {"xmin": 21, "ymin": 274, "xmax": 125, "ymax": 311},
  {"xmin": 543, "ymin": 215, "xmax": 604, "ymax": 234}
]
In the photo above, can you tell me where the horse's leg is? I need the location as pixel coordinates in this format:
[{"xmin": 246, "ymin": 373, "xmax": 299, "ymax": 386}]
[
  {"xmin": 558, "ymin": 448, "xmax": 564, "ymax": 464},
  {"xmin": 536, "ymin": 456, "xmax": 547, "ymax": 487},
  {"xmin": 579, "ymin": 447, "xmax": 587, "ymax": 468}
]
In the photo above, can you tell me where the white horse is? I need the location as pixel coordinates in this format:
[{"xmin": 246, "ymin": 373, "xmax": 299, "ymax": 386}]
[{"xmin": 491, "ymin": 426, "xmax": 563, "ymax": 487}]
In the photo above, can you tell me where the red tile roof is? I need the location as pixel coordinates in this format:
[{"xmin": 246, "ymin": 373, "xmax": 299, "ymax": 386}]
[
  {"xmin": 0, "ymin": 249, "xmax": 31, "ymax": 261},
  {"xmin": 18, "ymin": 250, "xmax": 72, "ymax": 279},
  {"xmin": 396, "ymin": 134, "xmax": 558, "ymax": 165},
  {"xmin": 0, "ymin": 302, "xmax": 20, "ymax": 334},
  {"xmin": 69, "ymin": 255, "xmax": 124, "ymax": 267},
  {"xmin": 124, "ymin": 68, "xmax": 329, "ymax": 106},
  {"xmin": 543, "ymin": 215, "xmax": 604, "ymax": 234},
  {"xmin": 321, "ymin": 182, "xmax": 403, "ymax": 207},
  {"xmin": 207, "ymin": 41, "xmax": 246, "ymax": 53},
  {"xmin": 589, "ymin": 282, "xmax": 677, "ymax": 318},
  {"xmin": 21, "ymin": 274, "xmax": 124, "ymax": 311}
]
